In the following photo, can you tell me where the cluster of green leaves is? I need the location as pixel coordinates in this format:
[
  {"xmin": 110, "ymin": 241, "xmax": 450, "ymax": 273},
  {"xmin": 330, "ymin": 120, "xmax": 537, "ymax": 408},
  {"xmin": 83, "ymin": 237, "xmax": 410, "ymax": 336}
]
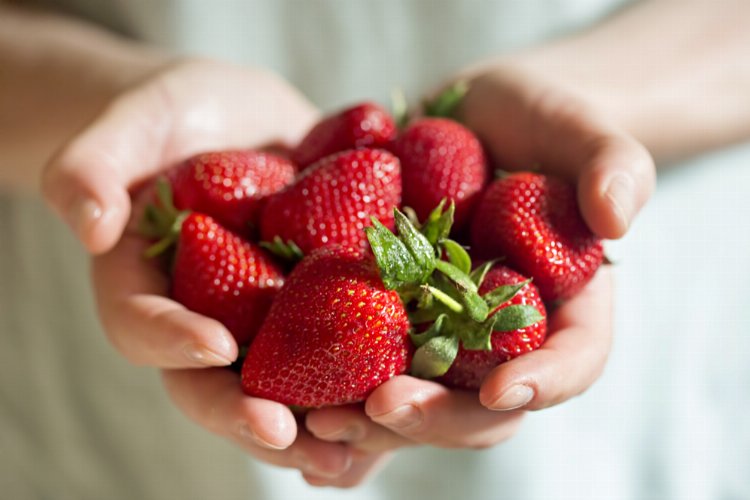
[
  {"xmin": 140, "ymin": 177, "xmax": 190, "ymax": 259},
  {"xmin": 366, "ymin": 201, "xmax": 543, "ymax": 379}
]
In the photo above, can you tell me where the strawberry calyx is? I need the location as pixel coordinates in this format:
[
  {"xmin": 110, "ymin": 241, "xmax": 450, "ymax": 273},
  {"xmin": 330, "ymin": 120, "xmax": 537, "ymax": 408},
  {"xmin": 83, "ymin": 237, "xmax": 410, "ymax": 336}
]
[
  {"xmin": 366, "ymin": 201, "xmax": 544, "ymax": 379},
  {"xmin": 259, "ymin": 236, "xmax": 305, "ymax": 263},
  {"xmin": 422, "ymin": 80, "xmax": 469, "ymax": 120},
  {"xmin": 391, "ymin": 81, "xmax": 468, "ymax": 129},
  {"xmin": 139, "ymin": 177, "xmax": 190, "ymax": 259}
]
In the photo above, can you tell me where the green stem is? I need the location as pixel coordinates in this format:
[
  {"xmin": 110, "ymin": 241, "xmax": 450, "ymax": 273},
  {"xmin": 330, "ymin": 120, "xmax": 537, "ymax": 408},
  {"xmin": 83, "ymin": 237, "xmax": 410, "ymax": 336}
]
[{"xmin": 424, "ymin": 285, "xmax": 464, "ymax": 313}]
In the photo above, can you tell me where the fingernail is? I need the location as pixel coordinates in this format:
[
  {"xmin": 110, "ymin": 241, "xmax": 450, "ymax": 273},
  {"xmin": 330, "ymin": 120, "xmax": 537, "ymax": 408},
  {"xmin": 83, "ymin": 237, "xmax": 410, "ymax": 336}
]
[
  {"xmin": 183, "ymin": 344, "xmax": 233, "ymax": 366},
  {"xmin": 292, "ymin": 450, "xmax": 347, "ymax": 479},
  {"xmin": 370, "ymin": 404, "xmax": 422, "ymax": 429},
  {"xmin": 604, "ymin": 173, "xmax": 636, "ymax": 231},
  {"xmin": 315, "ymin": 424, "xmax": 365, "ymax": 442},
  {"xmin": 70, "ymin": 198, "xmax": 103, "ymax": 238},
  {"xmin": 488, "ymin": 384, "xmax": 534, "ymax": 411},
  {"xmin": 238, "ymin": 422, "xmax": 287, "ymax": 450}
]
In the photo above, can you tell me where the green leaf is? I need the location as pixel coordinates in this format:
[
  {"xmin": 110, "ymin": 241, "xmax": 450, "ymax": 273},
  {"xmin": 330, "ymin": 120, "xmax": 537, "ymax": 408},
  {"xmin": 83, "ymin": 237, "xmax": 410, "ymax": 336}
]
[
  {"xmin": 391, "ymin": 87, "xmax": 410, "ymax": 129},
  {"xmin": 434, "ymin": 259, "xmax": 488, "ymax": 322},
  {"xmin": 420, "ymin": 200, "xmax": 454, "ymax": 246},
  {"xmin": 408, "ymin": 306, "xmax": 446, "ymax": 325},
  {"xmin": 410, "ymin": 335, "xmax": 460, "ymax": 379},
  {"xmin": 461, "ymin": 315, "xmax": 497, "ymax": 351},
  {"xmin": 260, "ymin": 236, "xmax": 304, "ymax": 262},
  {"xmin": 155, "ymin": 177, "xmax": 178, "ymax": 218},
  {"xmin": 442, "ymin": 239, "xmax": 472, "ymax": 275},
  {"xmin": 367, "ymin": 214, "xmax": 435, "ymax": 290},
  {"xmin": 365, "ymin": 218, "xmax": 416, "ymax": 290},
  {"xmin": 409, "ymin": 314, "xmax": 447, "ymax": 347},
  {"xmin": 434, "ymin": 259, "xmax": 477, "ymax": 292},
  {"xmin": 139, "ymin": 205, "xmax": 164, "ymax": 238},
  {"xmin": 469, "ymin": 260, "xmax": 495, "ymax": 288},
  {"xmin": 393, "ymin": 209, "xmax": 436, "ymax": 280},
  {"xmin": 492, "ymin": 305, "xmax": 545, "ymax": 332},
  {"xmin": 423, "ymin": 80, "xmax": 469, "ymax": 119},
  {"xmin": 142, "ymin": 211, "xmax": 188, "ymax": 259},
  {"xmin": 482, "ymin": 280, "xmax": 530, "ymax": 311},
  {"xmin": 458, "ymin": 289, "xmax": 489, "ymax": 323}
]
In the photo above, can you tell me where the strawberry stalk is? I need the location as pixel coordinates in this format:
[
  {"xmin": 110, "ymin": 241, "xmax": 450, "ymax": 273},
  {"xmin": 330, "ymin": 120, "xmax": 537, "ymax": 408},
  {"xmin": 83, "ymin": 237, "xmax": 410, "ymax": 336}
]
[
  {"xmin": 391, "ymin": 87, "xmax": 410, "ymax": 129},
  {"xmin": 366, "ymin": 201, "xmax": 544, "ymax": 379}
]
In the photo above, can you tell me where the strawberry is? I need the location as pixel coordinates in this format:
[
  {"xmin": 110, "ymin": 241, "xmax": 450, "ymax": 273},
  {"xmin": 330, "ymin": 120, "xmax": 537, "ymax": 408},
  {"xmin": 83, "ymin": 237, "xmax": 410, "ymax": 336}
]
[
  {"xmin": 471, "ymin": 172, "xmax": 604, "ymax": 301},
  {"xmin": 241, "ymin": 245, "xmax": 411, "ymax": 408},
  {"xmin": 260, "ymin": 148, "xmax": 401, "ymax": 255},
  {"xmin": 170, "ymin": 149, "xmax": 296, "ymax": 235},
  {"xmin": 439, "ymin": 265, "xmax": 547, "ymax": 389},
  {"xmin": 390, "ymin": 118, "xmax": 488, "ymax": 230},
  {"xmin": 141, "ymin": 181, "xmax": 285, "ymax": 345},
  {"xmin": 292, "ymin": 102, "xmax": 397, "ymax": 168}
]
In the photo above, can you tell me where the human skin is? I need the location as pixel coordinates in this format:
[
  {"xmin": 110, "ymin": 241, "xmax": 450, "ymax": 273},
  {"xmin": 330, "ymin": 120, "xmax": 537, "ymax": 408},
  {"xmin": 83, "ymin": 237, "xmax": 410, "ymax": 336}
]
[{"xmin": 2, "ymin": 0, "xmax": 750, "ymax": 488}]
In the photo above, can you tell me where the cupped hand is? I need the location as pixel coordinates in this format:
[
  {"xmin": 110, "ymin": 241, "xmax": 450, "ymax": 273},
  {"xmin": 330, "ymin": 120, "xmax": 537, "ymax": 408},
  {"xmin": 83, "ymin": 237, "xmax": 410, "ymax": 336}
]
[
  {"xmin": 457, "ymin": 62, "xmax": 651, "ymax": 407},
  {"xmin": 304, "ymin": 61, "xmax": 653, "ymax": 486},
  {"xmin": 40, "ymin": 58, "xmax": 347, "ymax": 476}
]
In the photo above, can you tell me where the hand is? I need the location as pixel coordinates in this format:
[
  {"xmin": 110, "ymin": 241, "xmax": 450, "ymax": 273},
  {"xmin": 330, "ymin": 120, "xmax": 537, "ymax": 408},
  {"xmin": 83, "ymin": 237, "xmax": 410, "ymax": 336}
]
[
  {"xmin": 40, "ymin": 58, "xmax": 363, "ymax": 478},
  {"xmin": 302, "ymin": 61, "xmax": 653, "ymax": 486},
  {"xmin": 451, "ymin": 63, "xmax": 652, "ymax": 411}
]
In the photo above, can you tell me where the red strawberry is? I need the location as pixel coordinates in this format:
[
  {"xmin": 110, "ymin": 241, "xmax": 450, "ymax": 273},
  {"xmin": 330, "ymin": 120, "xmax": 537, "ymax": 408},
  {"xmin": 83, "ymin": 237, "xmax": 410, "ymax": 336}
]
[
  {"xmin": 390, "ymin": 118, "xmax": 488, "ymax": 230},
  {"xmin": 292, "ymin": 102, "xmax": 397, "ymax": 168},
  {"xmin": 439, "ymin": 265, "xmax": 547, "ymax": 389},
  {"xmin": 169, "ymin": 213, "xmax": 285, "ymax": 345},
  {"xmin": 241, "ymin": 246, "xmax": 411, "ymax": 408},
  {"xmin": 141, "ymin": 180, "xmax": 285, "ymax": 345},
  {"xmin": 170, "ymin": 150, "xmax": 296, "ymax": 235},
  {"xmin": 260, "ymin": 148, "xmax": 401, "ymax": 254},
  {"xmin": 471, "ymin": 172, "xmax": 604, "ymax": 301}
]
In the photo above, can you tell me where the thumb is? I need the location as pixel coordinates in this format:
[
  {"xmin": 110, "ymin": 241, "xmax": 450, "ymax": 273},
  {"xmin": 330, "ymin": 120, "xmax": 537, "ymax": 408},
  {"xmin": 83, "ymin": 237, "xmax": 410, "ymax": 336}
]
[
  {"xmin": 576, "ymin": 133, "xmax": 656, "ymax": 239},
  {"xmin": 41, "ymin": 84, "xmax": 172, "ymax": 254}
]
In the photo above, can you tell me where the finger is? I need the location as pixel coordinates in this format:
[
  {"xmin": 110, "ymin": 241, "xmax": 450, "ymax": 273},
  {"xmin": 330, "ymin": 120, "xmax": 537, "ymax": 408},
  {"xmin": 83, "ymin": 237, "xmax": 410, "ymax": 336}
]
[
  {"xmin": 306, "ymin": 406, "xmax": 412, "ymax": 453},
  {"xmin": 163, "ymin": 369, "xmax": 353, "ymax": 478},
  {"xmin": 576, "ymin": 134, "xmax": 655, "ymax": 239},
  {"xmin": 92, "ymin": 234, "xmax": 237, "ymax": 367},
  {"xmin": 479, "ymin": 266, "xmax": 614, "ymax": 411},
  {"xmin": 41, "ymin": 83, "xmax": 173, "ymax": 254},
  {"xmin": 162, "ymin": 368, "xmax": 297, "ymax": 450},
  {"xmin": 364, "ymin": 376, "xmax": 525, "ymax": 449},
  {"xmin": 525, "ymin": 88, "xmax": 656, "ymax": 239},
  {"xmin": 459, "ymin": 71, "xmax": 655, "ymax": 239},
  {"xmin": 303, "ymin": 451, "xmax": 394, "ymax": 488}
]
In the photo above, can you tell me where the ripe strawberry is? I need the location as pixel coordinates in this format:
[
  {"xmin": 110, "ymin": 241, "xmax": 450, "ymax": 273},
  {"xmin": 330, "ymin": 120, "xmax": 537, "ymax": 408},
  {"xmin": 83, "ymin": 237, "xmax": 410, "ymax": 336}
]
[
  {"xmin": 241, "ymin": 246, "xmax": 411, "ymax": 408},
  {"xmin": 170, "ymin": 149, "xmax": 296, "ymax": 235},
  {"xmin": 292, "ymin": 102, "xmax": 397, "ymax": 168},
  {"xmin": 390, "ymin": 118, "xmax": 488, "ymax": 230},
  {"xmin": 260, "ymin": 148, "xmax": 401, "ymax": 254},
  {"xmin": 170, "ymin": 213, "xmax": 285, "ymax": 345},
  {"xmin": 471, "ymin": 172, "xmax": 604, "ymax": 301},
  {"xmin": 439, "ymin": 265, "xmax": 547, "ymax": 389},
  {"xmin": 141, "ymin": 180, "xmax": 285, "ymax": 345}
]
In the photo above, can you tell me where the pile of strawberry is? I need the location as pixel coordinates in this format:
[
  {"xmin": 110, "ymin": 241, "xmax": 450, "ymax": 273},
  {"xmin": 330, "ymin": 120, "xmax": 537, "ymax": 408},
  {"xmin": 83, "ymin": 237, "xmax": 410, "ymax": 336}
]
[{"xmin": 141, "ymin": 96, "xmax": 604, "ymax": 409}]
